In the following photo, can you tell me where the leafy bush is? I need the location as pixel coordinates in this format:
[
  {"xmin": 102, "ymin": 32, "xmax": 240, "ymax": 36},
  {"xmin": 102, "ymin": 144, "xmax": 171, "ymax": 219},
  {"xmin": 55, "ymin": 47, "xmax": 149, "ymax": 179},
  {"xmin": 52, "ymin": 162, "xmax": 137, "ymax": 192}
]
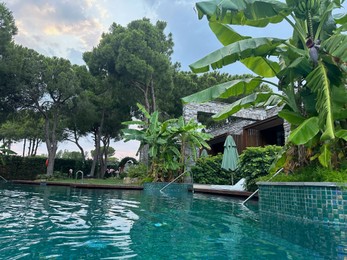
[
  {"xmin": 259, "ymin": 165, "xmax": 347, "ymax": 183},
  {"xmin": 190, "ymin": 154, "xmax": 241, "ymax": 185},
  {"xmin": 237, "ymin": 146, "xmax": 282, "ymax": 191},
  {"xmin": 127, "ymin": 163, "xmax": 148, "ymax": 178}
]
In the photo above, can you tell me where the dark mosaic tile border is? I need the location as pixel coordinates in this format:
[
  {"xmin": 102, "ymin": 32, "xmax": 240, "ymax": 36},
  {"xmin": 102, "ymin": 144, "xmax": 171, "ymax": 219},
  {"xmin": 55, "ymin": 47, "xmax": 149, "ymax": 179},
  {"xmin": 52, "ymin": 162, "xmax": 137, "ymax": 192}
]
[
  {"xmin": 257, "ymin": 182, "xmax": 347, "ymax": 224},
  {"xmin": 258, "ymin": 182, "xmax": 347, "ymax": 258}
]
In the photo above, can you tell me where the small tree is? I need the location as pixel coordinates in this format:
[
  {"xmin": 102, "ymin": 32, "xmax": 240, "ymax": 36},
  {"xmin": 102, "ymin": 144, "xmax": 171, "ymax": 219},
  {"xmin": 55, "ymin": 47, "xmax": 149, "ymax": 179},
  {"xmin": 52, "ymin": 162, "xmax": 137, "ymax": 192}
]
[{"xmin": 122, "ymin": 103, "xmax": 212, "ymax": 181}]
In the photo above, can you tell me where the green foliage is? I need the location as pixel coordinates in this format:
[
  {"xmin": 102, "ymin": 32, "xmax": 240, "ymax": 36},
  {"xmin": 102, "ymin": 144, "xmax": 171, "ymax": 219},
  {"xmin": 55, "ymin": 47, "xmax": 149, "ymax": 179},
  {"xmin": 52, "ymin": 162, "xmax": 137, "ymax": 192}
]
[
  {"xmin": 0, "ymin": 156, "xmax": 92, "ymax": 180},
  {"xmin": 127, "ymin": 163, "xmax": 148, "ymax": 179},
  {"xmin": 259, "ymin": 164, "xmax": 347, "ymax": 183},
  {"xmin": 0, "ymin": 156, "xmax": 46, "ymax": 180},
  {"xmin": 122, "ymin": 103, "xmax": 212, "ymax": 181},
  {"xmin": 237, "ymin": 146, "xmax": 282, "ymax": 191},
  {"xmin": 84, "ymin": 18, "xmax": 174, "ymax": 114},
  {"xmin": 188, "ymin": 0, "xmax": 347, "ymax": 170},
  {"xmin": 190, "ymin": 154, "xmax": 241, "ymax": 184},
  {"xmin": 0, "ymin": 3, "xmax": 17, "ymax": 53}
]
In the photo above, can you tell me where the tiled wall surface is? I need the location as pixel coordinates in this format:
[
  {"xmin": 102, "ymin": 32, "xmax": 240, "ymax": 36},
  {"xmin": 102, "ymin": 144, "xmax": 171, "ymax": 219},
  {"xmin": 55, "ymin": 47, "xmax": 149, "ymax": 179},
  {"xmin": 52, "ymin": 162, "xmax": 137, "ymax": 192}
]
[
  {"xmin": 258, "ymin": 182, "xmax": 347, "ymax": 224},
  {"xmin": 258, "ymin": 182, "xmax": 347, "ymax": 259}
]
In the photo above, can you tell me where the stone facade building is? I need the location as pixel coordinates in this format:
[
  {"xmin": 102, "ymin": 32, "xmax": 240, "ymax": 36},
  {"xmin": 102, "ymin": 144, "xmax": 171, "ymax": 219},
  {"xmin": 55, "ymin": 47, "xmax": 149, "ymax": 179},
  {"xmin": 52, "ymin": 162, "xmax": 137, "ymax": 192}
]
[{"xmin": 183, "ymin": 101, "xmax": 290, "ymax": 155}]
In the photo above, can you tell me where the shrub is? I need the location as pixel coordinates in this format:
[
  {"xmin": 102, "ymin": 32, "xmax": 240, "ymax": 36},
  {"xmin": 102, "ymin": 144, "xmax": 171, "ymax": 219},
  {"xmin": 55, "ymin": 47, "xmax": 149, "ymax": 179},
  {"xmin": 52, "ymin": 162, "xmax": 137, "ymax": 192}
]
[
  {"xmin": 237, "ymin": 145, "xmax": 282, "ymax": 191},
  {"xmin": 190, "ymin": 154, "xmax": 241, "ymax": 185},
  {"xmin": 127, "ymin": 163, "xmax": 148, "ymax": 178},
  {"xmin": 259, "ymin": 164, "xmax": 347, "ymax": 183},
  {"xmin": 0, "ymin": 155, "xmax": 91, "ymax": 180}
]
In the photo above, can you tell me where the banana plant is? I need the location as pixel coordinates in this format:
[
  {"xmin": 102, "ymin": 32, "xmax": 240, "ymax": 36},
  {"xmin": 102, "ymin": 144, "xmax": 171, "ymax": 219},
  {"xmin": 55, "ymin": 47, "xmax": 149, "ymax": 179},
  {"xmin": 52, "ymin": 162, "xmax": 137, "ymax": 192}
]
[
  {"xmin": 183, "ymin": 0, "xmax": 347, "ymax": 169},
  {"xmin": 122, "ymin": 103, "xmax": 212, "ymax": 181}
]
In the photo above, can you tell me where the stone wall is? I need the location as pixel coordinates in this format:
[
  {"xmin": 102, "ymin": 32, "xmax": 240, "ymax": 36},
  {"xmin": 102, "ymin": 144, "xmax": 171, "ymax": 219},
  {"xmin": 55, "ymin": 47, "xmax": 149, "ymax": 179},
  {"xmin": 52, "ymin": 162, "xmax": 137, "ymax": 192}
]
[
  {"xmin": 183, "ymin": 101, "xmax": 288, "ymax": 139},
  {"xmin": 208, "ymin": 118, "xmax": 257, "ymax": 136},
  {"xmin": 183, "ymin": 101, "xmax": 268, "ymax": 123}
]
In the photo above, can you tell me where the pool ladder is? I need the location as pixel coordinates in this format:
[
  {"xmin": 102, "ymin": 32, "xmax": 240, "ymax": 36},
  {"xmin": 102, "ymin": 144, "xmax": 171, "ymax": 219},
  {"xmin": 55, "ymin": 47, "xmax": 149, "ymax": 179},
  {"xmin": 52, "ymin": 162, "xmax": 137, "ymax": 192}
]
[
  {"xmin": 0, "ymin": 175, "xmax": 8, "ymax": 182},
  {"xmin": 160, "ymin": 171, "xmax": 187, "ymax": 192},
  {"xmin": 242, "ymin": 168, "xmax": 283, "ymax": 206}
]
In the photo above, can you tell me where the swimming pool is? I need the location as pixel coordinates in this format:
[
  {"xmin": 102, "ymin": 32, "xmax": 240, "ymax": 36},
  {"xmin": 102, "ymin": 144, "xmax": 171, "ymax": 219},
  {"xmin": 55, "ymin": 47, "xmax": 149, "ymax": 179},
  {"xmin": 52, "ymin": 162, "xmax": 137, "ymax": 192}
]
[{"xmin": 0, "ymin": 183, "xmax": 337, "ymax": 259}]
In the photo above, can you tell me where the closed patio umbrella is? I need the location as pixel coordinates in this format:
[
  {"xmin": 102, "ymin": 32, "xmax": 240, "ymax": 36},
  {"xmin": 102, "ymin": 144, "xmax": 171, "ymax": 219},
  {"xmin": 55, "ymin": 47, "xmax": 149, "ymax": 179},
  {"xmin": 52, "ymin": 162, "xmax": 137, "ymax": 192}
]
[
  {"xmin": 200, "ymin": 149, "xmax": 208, "ymax": 158},
  {"xmin": 221, "ymin": 135, "xmax": 239, "ymax": 185}
]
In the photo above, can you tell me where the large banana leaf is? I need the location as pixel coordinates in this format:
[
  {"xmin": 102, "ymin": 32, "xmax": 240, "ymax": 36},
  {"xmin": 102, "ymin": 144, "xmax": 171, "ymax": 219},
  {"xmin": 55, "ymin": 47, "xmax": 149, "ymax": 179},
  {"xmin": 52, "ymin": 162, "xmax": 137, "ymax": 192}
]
[
  {"xmin": 212, "ymin": 92, "xmax": 283, "ymax": 120},
  {"xmin": 306, "ymin": 63, "xmax": 335, "ymax": 141},
  {"xmin": 331, "ymin": 85, "xmax": 347, "ymax": 120},
  {"xmin": 318, "ymin": 143, "xmax": 331, "ymax": 168},
  {"xmin": 322, "ymin": 34, "xmax": 347, "ymax": 63},
  {"xmin": 241, "ymin": 57, "xmax": 281, "ymax": 77},
  {"xmin": 182, "ymin": 77, "xmax": 261, "ymax": 104},
  {"xmin": 288, "ymin": 117, "xmax": 320, "ymax": 145},
  {"xmin": 209, "ymin": 21, "xmax": 248, "ymax": 45},
  {"xmin": 334, "ymin": 13, "xmax": 347, "ymax": 32},
  {"xmin": 336, "ymin": 129, "xmax": 347, "ymax": 141},
  {"xmin": 277, "ymin": 57, "xmax": 312, "ymax": 85},
  {"xmin": 189, "ymin": 37, "xmax": 284, "ymax": 73},
  {"xmin": 278, "ymin": 109, "xmax": 305, "ymax": 125},
  {"xmin": 196, "ymin": 0, "xmax": 290, "ymax": 27},
  {"xmin": 209, "ymin": 21, "xmax": 280, "ymax": 77}
]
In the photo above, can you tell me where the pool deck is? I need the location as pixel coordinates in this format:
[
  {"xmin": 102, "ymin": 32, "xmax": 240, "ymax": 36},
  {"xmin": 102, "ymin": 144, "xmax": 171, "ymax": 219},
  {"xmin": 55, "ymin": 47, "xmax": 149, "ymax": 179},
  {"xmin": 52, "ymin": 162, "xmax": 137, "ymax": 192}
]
[
  {"xmin": 11, "ymin": 180, "xmax": 257, "ymax": 199},
  {"xmin": 192, "ymin": 184, "xmax": 257, "ymax": 199}
]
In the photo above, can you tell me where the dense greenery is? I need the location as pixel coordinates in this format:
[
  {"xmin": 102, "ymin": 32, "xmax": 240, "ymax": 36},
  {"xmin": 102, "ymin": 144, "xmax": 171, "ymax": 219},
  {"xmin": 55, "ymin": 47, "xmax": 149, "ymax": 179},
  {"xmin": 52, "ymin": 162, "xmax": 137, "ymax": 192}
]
[
  {"xmin": 0, "ymin": 155, "xmax": 92, "ymax": 180},
  {"xmin": 259, "ymin": 165, "xmax": 347, "ymax": 183},
  {"xmin": 184, "ymin": 0, "xmax": 347, "ymax": 172},
  {"xmin": 122, "ymin": 104, "xmax": 212, "ymax": 181},
  {"xmin": 126, "ymin": 163, "xmax": 148, "ymax": 179},
  {"xmin": 191, "ymin": 154, "xmax": 242, "ymax": 185},
  {"xmin": 237, "ymin": 146, "xmax": 282, "ymax": 191},
  {"xmin": 1, "ymin": 2, "xmax": 247, "ymax": 179}
]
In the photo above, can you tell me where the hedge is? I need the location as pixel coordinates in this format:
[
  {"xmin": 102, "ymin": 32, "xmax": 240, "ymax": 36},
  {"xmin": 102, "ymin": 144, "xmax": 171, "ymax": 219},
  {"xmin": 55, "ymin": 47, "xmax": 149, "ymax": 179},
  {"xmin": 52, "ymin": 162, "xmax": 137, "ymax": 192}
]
[{"xmin": 0, "ymin": 156, "xmax": 92, "ymax": 180}]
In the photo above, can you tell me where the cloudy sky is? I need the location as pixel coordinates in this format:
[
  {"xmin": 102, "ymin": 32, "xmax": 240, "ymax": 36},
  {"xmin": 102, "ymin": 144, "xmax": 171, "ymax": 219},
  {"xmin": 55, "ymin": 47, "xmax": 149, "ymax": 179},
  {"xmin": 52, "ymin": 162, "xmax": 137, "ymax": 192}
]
[{"xmin": 4, "ymin": 0, "xmax": 345, "ymax": 159}]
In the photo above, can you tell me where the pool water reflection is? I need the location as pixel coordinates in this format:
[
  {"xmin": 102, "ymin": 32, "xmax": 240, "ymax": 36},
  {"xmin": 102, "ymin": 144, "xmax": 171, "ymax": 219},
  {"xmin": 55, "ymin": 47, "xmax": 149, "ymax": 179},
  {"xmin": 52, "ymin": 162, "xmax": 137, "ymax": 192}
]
[{"xmin": 0, "ymin": 183, "xmax": 337, "ymax": 259}]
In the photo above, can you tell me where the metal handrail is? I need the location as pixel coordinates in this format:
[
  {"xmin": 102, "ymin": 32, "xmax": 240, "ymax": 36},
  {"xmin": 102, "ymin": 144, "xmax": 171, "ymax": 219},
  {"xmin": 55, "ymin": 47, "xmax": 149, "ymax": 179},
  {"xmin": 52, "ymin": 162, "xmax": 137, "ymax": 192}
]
[
  {"xmin": 241, "ymin": 168, "xmax": 283, "ymax": 206},
  {"xmin": 0, "ymin": 175, "xmax": 8, "ymax": 182},
  {"xmin": 160, "ymin": 171, "xmax": 187, "ymax": 192}
]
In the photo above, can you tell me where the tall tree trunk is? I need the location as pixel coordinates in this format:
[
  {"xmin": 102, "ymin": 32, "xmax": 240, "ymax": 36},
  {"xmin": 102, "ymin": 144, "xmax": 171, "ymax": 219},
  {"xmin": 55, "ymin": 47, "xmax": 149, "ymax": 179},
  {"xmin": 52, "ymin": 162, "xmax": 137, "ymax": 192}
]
[
  {"xmin": 89, "ymin": 110, "xmax": 105, "ymax": 177},
  {"xmin": 27, "ymin": 139, "xmax": 32, "ymax": 157},
  {"xmin": 30, "ymin": 139, "xmax": 36, "ymax": 156},
  {"xmin": 45, "ymin": 111, "xmax": 59, "ymax": 176},
  {"xmin": 100, "ymin": 135, "xmax": 110, "ymax": 179},
  {"xmin": 144, "ymin": 85, "xmax": 151, "ymax": 114},
  {"xmin": 150, "ymin": 77, "xmax": 156, "ymax": 112},
  {"xmin": 33, "ymin": 139, "xmax": 40, "ymax": 156},
  {"xmin": 74, "ymin": 129, "xmax": 86, "ymax": 162},
  {"xmin": 22, "ymin": 138, "xmax": 26, "ymax": 157}
]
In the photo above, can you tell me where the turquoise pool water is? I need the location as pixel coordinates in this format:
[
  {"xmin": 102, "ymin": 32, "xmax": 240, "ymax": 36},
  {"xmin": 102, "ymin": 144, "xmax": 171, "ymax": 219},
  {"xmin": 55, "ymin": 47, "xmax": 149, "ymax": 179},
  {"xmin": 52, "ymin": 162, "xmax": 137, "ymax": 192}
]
[{"xmin": 0, "ymin": 183, "xmax": 335, "ymax": 259}]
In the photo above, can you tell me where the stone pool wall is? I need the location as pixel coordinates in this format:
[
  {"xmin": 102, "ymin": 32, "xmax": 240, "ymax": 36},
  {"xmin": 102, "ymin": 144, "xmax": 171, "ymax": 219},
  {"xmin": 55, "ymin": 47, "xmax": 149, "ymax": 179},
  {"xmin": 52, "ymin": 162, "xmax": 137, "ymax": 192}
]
[{"xmin": 258, "ymin": 182, "xmax": 347, "ymax": 259}]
